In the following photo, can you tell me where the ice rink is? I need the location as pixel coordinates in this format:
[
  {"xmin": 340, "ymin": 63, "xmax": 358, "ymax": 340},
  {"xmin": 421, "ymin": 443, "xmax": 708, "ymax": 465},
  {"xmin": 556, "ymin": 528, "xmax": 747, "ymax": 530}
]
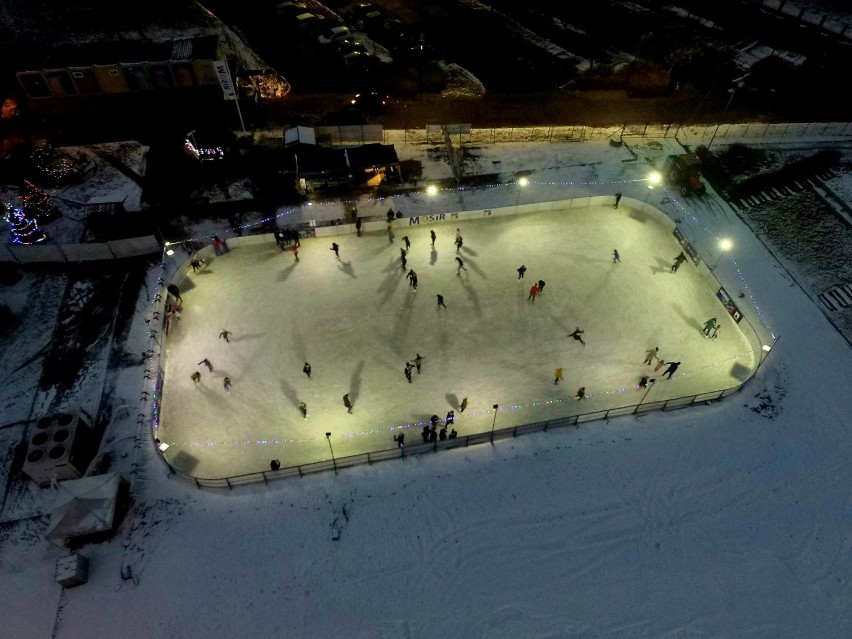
[{"xmin": 159, "ymin": 201, "xmax": 757, "ymax": 478}]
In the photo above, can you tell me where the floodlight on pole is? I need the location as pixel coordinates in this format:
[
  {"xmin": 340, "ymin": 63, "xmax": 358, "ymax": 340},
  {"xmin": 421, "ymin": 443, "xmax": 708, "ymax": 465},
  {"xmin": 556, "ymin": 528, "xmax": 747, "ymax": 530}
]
[
  {"xmin": 644, "ymin": 171, "xmax": 662, "ymax": 205},
  {"xmin": 712, "ymin": 238, "xmax": 733, "ymax": 271},
  {"xmin": 326, "ymin": 432, "xmax": 337, "ymax": 475},
  {"xmin": 427, "ymin": 184, "xmax": 437, "ymax": 216},
  {"xmin": 516, "ymin": 176, "xmax": 529, "ymax": 207}
]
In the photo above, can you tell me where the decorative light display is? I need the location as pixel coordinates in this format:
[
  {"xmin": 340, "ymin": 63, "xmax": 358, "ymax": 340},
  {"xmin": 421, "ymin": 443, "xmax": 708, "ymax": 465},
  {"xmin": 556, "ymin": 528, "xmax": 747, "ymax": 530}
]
[
  {"xmin": 3, "ymin": 202, "xmax": 47, "ymax": 244},
  {"xmin": 19, "ymin": 180, "xmax": 52, "ymax": 221}
]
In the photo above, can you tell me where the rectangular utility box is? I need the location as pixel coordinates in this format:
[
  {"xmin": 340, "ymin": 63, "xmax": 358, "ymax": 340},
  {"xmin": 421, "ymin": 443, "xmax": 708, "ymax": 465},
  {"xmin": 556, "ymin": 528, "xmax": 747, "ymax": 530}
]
[{"xmin": 55, "ymin": 553, "xmax": 89, "ymax": 588}]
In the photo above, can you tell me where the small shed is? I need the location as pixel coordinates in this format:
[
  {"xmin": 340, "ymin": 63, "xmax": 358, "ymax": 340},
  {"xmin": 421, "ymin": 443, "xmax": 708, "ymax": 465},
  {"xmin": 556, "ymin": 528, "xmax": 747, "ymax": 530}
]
[{"xmin": 46, "ymin": 473, "xmax": 130, "ymax": 549}]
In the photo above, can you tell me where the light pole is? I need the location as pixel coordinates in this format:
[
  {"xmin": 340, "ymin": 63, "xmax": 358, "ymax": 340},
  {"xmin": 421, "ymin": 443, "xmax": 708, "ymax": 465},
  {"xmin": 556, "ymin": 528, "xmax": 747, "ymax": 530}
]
[
  {"xmin": 426, "ymin": 184, "xmax": 437, "ymax": 217},
  {"xmin": 515, "ymin": 176, "xmax": 529, "ymax": 208},
  {"xmin": 708, "ymin": 81, "xmax": 744, "ymax": 150},
  {"xmin": 489, "ymin": 404, "xmax": 499, "ymax": 444},
  {"xmin": 711, "ymin": 238, "xmax": 732, "ymax": 271},
  {"xmin": 634, "ymin": 377, "xmax": 656, "ymax": 415},
  {"xmin": 326, "ymin": 432, "xmax": 337, "ymax": 475},
  {"xmin": 644, "ymin": 171, "xmax": 661, "ymax": 206}
]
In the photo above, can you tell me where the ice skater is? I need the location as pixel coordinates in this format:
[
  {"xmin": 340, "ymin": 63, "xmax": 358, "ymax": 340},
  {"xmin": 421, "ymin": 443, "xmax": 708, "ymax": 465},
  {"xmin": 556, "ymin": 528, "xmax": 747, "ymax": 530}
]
[
  {"xmin": 430, "ymin": 229, "xmax": 436, "ymax": 246},
  {"xmin": 455, "ymin": 234, "xmax": 463, "ymax": 252},
  {"xmin": 191, "ymin": 371, "xmax": 201, "ymax": 385},
  {"xmin": 422, "ymin": 425, "xmax": 431, "ymax": 443},
  {"xmin": 614, "ymin": 192, "xmax": 622, "ymax": 208},
  {"xmin": 702, "ymin": 317, "xmax": 718, "ymax": 336},
  {"xmin": 404, "ymin": 362, "xmax": 414, "ymax": 383},
  {"xmin": 446, "ymin": 410, "xmax": 455, "ymax": 426},
  {"xmin": 303, "ymin": 362, "xmax": 312, "ymax": 379},
  {"xmin": 212, "ymin": 236, "xmax": 222, "ymax": 256},
  {"xmin": 299, "ymin": 401, "xmax": 308, "ymax": 418},
  {"xmin": 449, "ymin": 428, "xmax": 458, "ymax": 439},
  {"xmin": 710, "ymin": 325, "xmax": 721, "ymax": 340},
  {"xmin": 393, "ymin": 432, "xmax": 405, "ymax": 448},
  {"xmin": 661, "ymin": 361, "xmax": 681, "ymax": 379},
  {"xmin": 293, "ymin": 245, "xmax": 299, "ymax": 262},
  {"xmin": 537, "ymin": 279, "xmax": 545, "ymax": 293},
  {"xmin": 219, "ymin": 329, "xmax": 232, "ymax": 343},
  {"xmin": 671, "ymin": 252, "xmax": 687, "ymax": 272},
  {"xmin": 343, "ymin": 393, "xmax": 353, "ymax": 414},
  {"xmin": 223, "ymin": 377, "xmax": 232, "ymax": 394},
  {"xmin": 355, "ymin": 217, "xmax": 362, "ymax": 237},
  {"xmin": 643, "ymin": 347, "xmax": 659, "ymax": 365},
  {"xmin": 400, "ymin": 248, "xmax": 407, "ymax": 270},
  {"xmin": 413, "ymin": 353, "xmax": 425, "ymax": 374},
  {"xmin": 331, "ymin": 242, "xmax": 340, "ymax": 258},
  {"xmin": 270, "ymin": 459, "xmax": 281, "ymax": 471},
  {"xmin": 613, "ymin": 249, "xmax": 621, "ymax": 263},
  {"xmin": 517, "ymin": 265, "xmax": 527, "ymax": 279},
  {"xmin": 456, "ymin": 256, "xmax": 467, "ymax": 274},
  {"xmin": 402, "ymin": 235, "xmax": 410, "ymax": 250},
  {"xmin": 528, "ymin": 284, "xmax": 539, "ymax": 302},
  {"xmin": 214, "ymin": 234, "xmax": 229, "ymax": 254},
  {"xmin": 437, "ymin": 294, "xmax": 447, "ymax": 310},
  {"xmin": 638, "ymin": 376, "xmax": 655, "ymax": 390},
  {"xmin": 568, "ymin": 327, "xmax": 585, "ymax": 345},
  {"xmin": 190, "ymin": 257, "xmax": 205, "ymax": 272},
  {"xmin": 167, "ymin": 283, "xmax": 182, "ymax": 303},
  {"xmin": 408, "ymin": 270, "xmax": 418, "ymax": 290},
  {"xmin": 460, "ymin": 397, "xmax": 469, "ymax": 413},
  {"xmin": 575, "ymin": 386, "xmax": 586, "ymax": 400},
  {"xmin": 554, "ymin": 367, "xmax": 564, "ymax": 384},
  {"xmin": 198, "ymin": 358, "xmax": 214, "ymax": 372}
]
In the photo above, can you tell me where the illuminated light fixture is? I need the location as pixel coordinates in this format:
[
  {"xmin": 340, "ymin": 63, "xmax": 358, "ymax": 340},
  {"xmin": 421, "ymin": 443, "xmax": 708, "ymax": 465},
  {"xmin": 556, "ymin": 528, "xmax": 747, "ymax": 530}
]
[
  {"xmin": 426, "ymin": 185, "xmax": 438, "ymax": 196},
  {"xmin": 166, "ymin": 249, "xmax": 174, "ymax": 256},
  {"xmin": 158, "ymin": 442, "xmax": 169, "ymax": 452}
]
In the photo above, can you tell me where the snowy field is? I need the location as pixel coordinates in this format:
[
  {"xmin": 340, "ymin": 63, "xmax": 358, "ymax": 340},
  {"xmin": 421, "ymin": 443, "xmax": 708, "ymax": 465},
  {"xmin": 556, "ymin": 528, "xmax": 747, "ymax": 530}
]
[{"xmin": 161, "ymin": 202, "xmax": 757, "ymax": 478}]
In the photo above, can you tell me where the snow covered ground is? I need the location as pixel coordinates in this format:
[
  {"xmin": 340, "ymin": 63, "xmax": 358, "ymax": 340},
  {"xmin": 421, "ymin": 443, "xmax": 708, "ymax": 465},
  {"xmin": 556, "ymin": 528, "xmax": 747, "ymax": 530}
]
[{"xmin": 2, "ymin": 130, "xmax": 852, "ymax": 638}]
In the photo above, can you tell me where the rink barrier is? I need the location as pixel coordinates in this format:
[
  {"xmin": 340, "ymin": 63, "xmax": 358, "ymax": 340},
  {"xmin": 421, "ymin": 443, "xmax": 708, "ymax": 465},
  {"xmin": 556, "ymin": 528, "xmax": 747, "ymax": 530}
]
[{"xmin": 157, "ymin": 385, "xmax": 743, "ymax": 490}]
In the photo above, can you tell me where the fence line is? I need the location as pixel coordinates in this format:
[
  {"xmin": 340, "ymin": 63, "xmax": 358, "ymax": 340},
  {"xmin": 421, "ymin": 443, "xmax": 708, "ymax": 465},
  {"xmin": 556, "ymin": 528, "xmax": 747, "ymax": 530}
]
[
  {"xmin": 392, "ymin": 122, "xmax": 852, "ymax": 147},
  {"xmin": 162, "ymin": 386, "xmax": 744, "ymax": 489}
]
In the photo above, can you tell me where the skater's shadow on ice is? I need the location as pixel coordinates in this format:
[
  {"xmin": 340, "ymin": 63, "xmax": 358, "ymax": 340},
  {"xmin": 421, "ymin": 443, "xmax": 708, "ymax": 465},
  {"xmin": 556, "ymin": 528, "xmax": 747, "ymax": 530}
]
[
  {"xmin": 376, "ymin": 267, "xmax": 404, "ymax": 307},
  {"xmin": 276, "ymin": 263, "xmax": 297, "ymax": 282},
  {"xmin": 671, "ymin": 303, "xmax": 701, "ymax": 332},
  {"xmin": 430, "ymin": 247, "xmax": 438, "ymax": 265},
  {"xmin": 279, "ymin": 378, "xmax": 301, "ymax": 409},
  {"xmin": 230, "ymin": 333, "xmax": 265, "ymax": 343},
  {"xmin": 349, "ymin": 360, "xmax": 364, "ymax": 402},
  {"xmin": 338, "ymin": 260, "xmax": 356, "ymax": 278},
  {"xmin": 651, "ymin": 258, "xmax": 673, "ymax": 275},
  {"xmin": 445, "ymin": 393, "xmax": 460, "ymax": 410},
  {"xmin": 460, "ymin": 246, "xmax": 478, "ymax": 257},
  {"xmin": 464, "ymin": 259, "xmax": 488, "ymax": 280},
  {"xmin": 459, "ymin": 278, "xmax": 482, "ymax": 316}
]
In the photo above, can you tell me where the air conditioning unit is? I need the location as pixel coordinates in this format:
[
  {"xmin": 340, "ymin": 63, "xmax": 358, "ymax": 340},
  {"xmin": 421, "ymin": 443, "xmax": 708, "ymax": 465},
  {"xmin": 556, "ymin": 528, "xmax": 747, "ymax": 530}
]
[{"xmin": 22, "ymin": 412, "xmax": 98, "ymax": 486}]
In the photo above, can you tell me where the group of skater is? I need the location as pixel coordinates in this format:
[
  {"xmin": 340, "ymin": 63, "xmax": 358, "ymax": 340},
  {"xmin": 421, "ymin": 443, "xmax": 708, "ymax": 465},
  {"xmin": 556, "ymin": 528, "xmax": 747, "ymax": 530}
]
[{"xmin": 178, "ymin": 215, "xmax": 733, "ymax": 465}]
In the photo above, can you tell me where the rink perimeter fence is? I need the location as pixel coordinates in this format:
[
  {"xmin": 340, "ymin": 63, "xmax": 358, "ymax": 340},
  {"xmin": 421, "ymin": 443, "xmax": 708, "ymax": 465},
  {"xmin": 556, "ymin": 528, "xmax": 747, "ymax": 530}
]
[
  {"xmin": 166, "ymin": 385, "xmax": 743, "ymax": 489},
  {"xmin": 145, "ymin": 193, "xmax": 771, "ymax": 490}
]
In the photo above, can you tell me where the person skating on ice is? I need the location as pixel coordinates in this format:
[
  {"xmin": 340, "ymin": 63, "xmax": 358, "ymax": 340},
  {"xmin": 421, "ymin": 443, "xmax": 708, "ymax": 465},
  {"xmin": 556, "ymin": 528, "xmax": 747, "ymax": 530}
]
[
  {"xmin": 330, "ymin": 242, "xmax": 340, "ymax": 258},
  {"xmin": 198, "ymin": 358, "xmax": 214, "ymax": 372},
  {"xmin": 537, "ymin": 279, "xmax": 545, "ymax": 293},
  {"xmin": 528, "ymin": 284, "xmax": 539, "ymax": 302},
  {"xmin": 671, "ymin": 252, "xmax": 687, "ymax": 272},
  {"xmin": 568, "ymin": 327, "xmax": 585, "ymax": 345},
  {"xmin": 460, "ymin": 397, "xmax": 469, "ymax": 413},
  {"xmin": 413, "ymin": 353, "xmax": 425, "ymax": 374},
  {"xmin": 702, "ymin": 317, "xmax": 718, "ymax": 336},
  {"xmin": 219, "ymin": 329, "xmax": 232, "ymax": 343},
  {"xmin": 613, "ymin": 249, "xmax": 621, "ymax": 263},
  {"xmin": 554, "ymin": 367, "xmax": 564, "ymax": 384},
  {"xmin": 299, "ymin": 401, "xmax": 308, "ymax": 419},
  {"xmin": 303, "ymin": 362, "xmax": 312, "ymax": 379},
  {"xmin": 191, "ymin": 371, "xmax": 201, "ymax": 385},
  {"xmin": 575, "ymin": 386, "xmax": 586, "ymax": 400},
  {"xmin": 404, "ymin": 363, "xmax": 414, "ymax": 383},
  {"xmin": 661, "ymin": 361, "xmax": 681, "ymax": 379},
  {"xmin": 402, "ymin": 235, "xmax": 410, "ymax": 250},
  {"xmin": 517, "ymin": 265, "xmax": 527, "ymax": 279},
  {"xmin": 456, "ymin": 256, "xmax": 467, "ymax": 274},
  {"xmin": 430, "ymin": 229, "xmax": 436, "ymax": 246},
  {"xmin": 643, "ymin": 347, "xmax": 659, "ymax": 365},
  {"xmin": 223, "ymin": 377, "xmax": 232, "ymax": 394},
  {"xmin": 343, "ymin": 393, "xmax": 353, "ymax": 414},
  {"xmin": 437, "ymin": 294, "xmax": 447, "ymax": 310}
]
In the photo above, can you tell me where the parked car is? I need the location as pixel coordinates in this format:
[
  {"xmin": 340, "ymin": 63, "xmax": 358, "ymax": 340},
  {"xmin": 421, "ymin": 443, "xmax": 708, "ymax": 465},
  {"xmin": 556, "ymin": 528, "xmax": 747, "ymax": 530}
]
[
  {"xmin": 333, "ymin": 39, "xmax": 369, "ymax": 56},
  {"xmin": 289, "ymin": 12, "xmax": 324, "ymax": 31},
  {"xmin": 318, "ymin": 25, "xmax": 352, "ymax": 45},
  {"xmin": 350, "ymin": 91, "xmax": 390, "ymax": 115},
  {"xmin": 275, "ymin": 1, "xmax": 306, "ymax": 17}
]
